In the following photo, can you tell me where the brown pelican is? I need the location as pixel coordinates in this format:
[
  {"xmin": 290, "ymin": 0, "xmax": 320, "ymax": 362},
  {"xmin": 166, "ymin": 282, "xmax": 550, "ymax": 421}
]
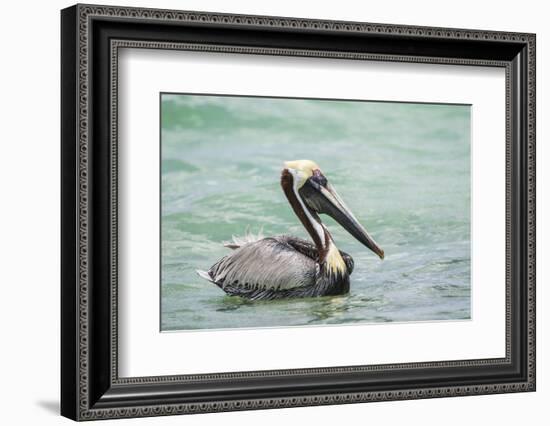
[{"xmin": 197, "ymin": 160, "xmax": 384, "ymax": 300}]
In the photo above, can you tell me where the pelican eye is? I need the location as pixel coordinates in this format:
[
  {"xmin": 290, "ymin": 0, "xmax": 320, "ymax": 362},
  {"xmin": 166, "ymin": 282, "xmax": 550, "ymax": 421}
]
[{"xmin": 311, "ymin": 169, "xmax": 328, "ymax": 187}]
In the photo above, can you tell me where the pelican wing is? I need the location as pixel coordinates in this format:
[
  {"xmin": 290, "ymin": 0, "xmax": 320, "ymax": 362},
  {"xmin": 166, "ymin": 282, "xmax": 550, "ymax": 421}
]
[
  {"xmin": 284, "ymin": 237, "xmax": 319, "ymax": 261},
  {"xmin": 204, "ymin": 237, "xmax": 317, "ymax": 292}
]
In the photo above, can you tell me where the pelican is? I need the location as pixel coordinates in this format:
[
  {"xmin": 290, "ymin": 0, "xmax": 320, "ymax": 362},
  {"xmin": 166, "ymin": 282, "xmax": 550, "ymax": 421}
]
[{"xmin": 196, "ymin": 160, "xmax": 384, "ymax": 300}]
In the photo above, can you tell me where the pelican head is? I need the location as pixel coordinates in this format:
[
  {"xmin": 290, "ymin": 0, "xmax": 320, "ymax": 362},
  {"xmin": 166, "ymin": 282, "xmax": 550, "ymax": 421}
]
[{"xmin": 282, "ymin": 160, "xmax": 384, "ymax": 260}]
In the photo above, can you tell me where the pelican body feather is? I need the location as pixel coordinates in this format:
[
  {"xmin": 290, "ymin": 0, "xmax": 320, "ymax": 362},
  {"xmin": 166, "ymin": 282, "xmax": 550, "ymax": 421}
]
[{"xmin": 198, "ymin": 236, "xmax": 354, "ymax": 300}]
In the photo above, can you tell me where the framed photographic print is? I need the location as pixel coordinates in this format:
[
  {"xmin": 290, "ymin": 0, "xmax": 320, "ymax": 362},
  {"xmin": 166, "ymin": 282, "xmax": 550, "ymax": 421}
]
[{"xmin": 61, "ymin": 3, "xmax": 536, "ymax": 421}]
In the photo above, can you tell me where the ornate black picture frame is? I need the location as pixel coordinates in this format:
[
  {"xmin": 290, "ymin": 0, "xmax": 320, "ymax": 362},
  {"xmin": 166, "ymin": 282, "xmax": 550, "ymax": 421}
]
[{"xmin": 61, "ymin": 3, "xmax": 536, "ymax": 421}]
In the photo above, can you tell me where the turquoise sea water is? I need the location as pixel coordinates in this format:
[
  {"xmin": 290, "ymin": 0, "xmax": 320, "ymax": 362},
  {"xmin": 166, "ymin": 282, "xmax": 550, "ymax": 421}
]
[{"xmin": 160, "ymin": 94, "xmax": 471, "ymax": 331}]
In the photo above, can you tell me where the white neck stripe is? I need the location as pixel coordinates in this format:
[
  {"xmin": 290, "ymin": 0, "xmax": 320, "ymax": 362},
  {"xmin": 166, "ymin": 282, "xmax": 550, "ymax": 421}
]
[{"xmin": 291, "ymin": 176, "xmax": 325, "ymax": 248}]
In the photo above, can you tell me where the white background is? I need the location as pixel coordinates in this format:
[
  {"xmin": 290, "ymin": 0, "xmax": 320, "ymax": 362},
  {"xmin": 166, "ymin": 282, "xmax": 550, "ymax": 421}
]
[
  {"xmin": 119, "ymin": 50, "xmax": 505, "ymax": 376},
  {"xmin": 0, "ymin": 0, "xmax": 547, "ymax": 425}
]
